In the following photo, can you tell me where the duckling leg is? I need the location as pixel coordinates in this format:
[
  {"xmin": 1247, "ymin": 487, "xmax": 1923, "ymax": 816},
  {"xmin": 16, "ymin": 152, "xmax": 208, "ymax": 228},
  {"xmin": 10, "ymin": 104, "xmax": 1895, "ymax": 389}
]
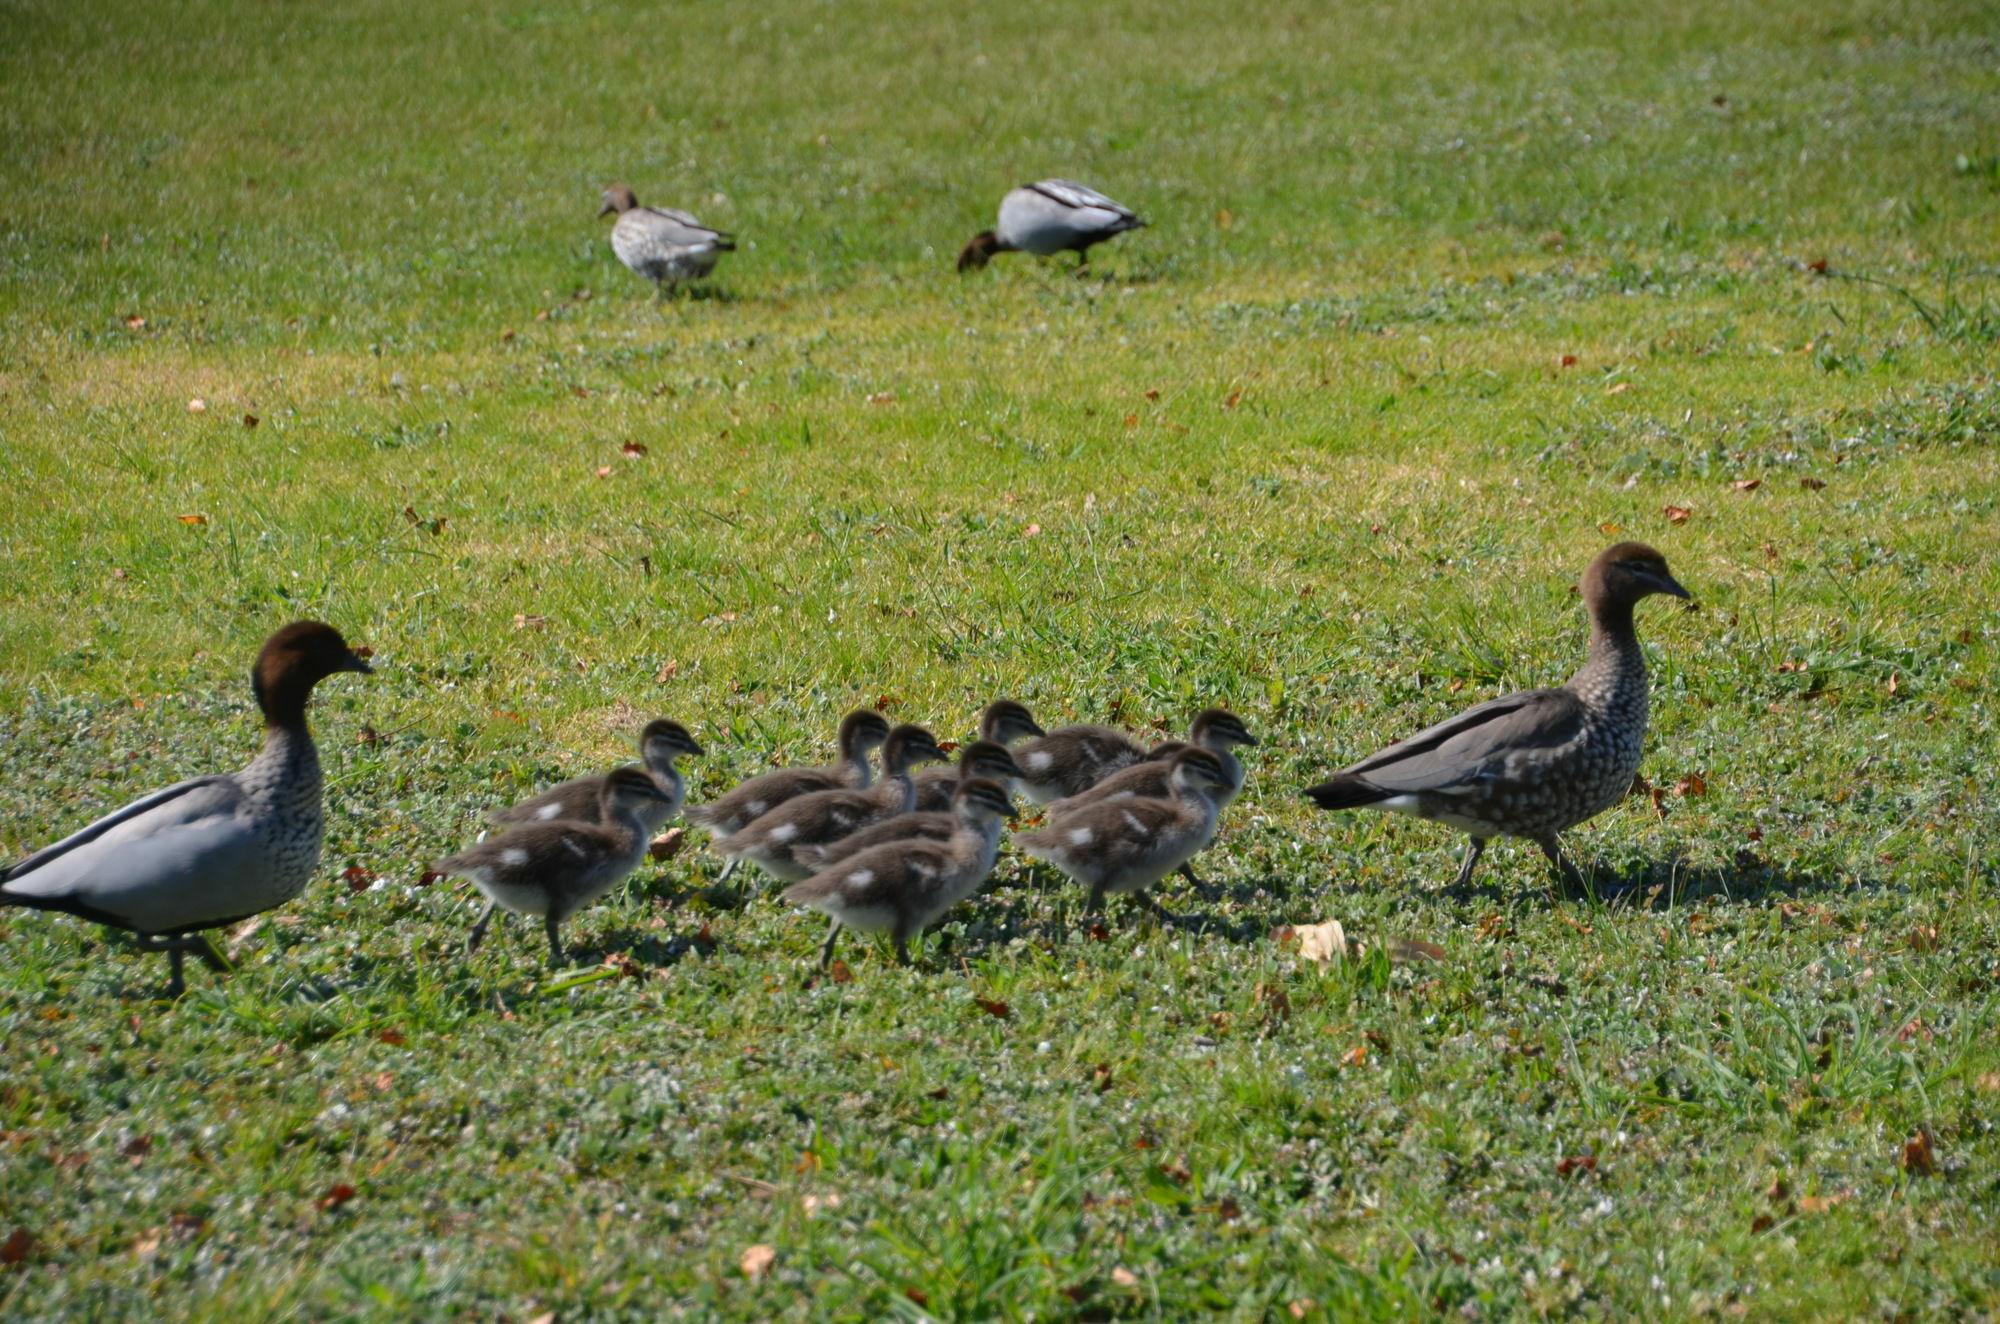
[
  {"xmin": 1449, "ymin": 838, "xmax": 1487, "ymax": 891},
  {"xmin": 1130, "ymin": 890, "xmax": 1181, "ymax": 925},
  {"xmin": 817, "ymin": 919, "xmax": 843, "ymax": 969},
  {"xmin": 1176, "ymin": 862, "xmax": 1207, "ymax": 888},
  {"xmin": 893, "ymin": 936, "xmax": 914, "ymax": 967},
  {"xmin": 465, "ymin": 902, "xmax": 498, "ymax": 956},
  {"xmin": 543, "ymin": 914, "xmax": 567, "ymax": 968},
  {"xmin": 716, "ymin": 858, "xmax": 739, "ymax": 884}
]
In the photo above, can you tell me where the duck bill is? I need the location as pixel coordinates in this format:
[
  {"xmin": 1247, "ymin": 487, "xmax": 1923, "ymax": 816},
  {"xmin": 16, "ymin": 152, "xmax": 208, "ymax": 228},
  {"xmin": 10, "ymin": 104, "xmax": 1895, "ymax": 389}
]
[{"xmin": 1654, "ymin": 572, "xmax": 1692, "ymax": 600}]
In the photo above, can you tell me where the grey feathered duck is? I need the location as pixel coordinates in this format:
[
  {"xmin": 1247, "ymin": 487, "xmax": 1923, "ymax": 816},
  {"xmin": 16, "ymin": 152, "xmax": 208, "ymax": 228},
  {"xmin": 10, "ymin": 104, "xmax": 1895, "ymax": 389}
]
[
  {"xmin": 1303, "ymin": 542, "xmax": 1691, "ymax": 891},
  {"xmin": 910, "ymin": 729, "xmax": 1036, "ymax": 813},
  {"xmin": 716, "ymin": 725, "xmax": 948, "ymax": 883},
  {"xmin": 437, "ymin": 765, "xmax": 671, "ymax": 968},
  {"xmin": 782, "ymin": 777, "xmax": 1017, "ymax": 968},
  {"xmin": 599, "ymin": 185, "xmax": 735, "ymax": 293},
  {"xmin": 1, "ymin": 621, "xmax": 372, "ymax": 996},
  {"xmin": 1008, "ymin": 714, "xmax": 1157, "ymax": 805},
  {"xmin": 958, "ymin": 179, "xmax": 1147, "ymax": 273},
  {"xmin": 802, "ymin": 740, "xmax": 1025, "ymax": 870},
  {"xmin": 1016, "ymin": 747, "xmax": 1232, "ymax": 921},
  {"xmin": 489, "ymin": 719, "xmax": 704, "ymax": 834},
  {"xmin": 1048, "ymin": 708, "xmax": 1258, "ymax": 886}
]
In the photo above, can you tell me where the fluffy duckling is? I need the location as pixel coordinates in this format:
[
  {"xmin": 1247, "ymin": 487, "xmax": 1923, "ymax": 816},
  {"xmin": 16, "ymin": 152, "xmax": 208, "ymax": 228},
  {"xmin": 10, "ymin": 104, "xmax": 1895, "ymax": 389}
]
[
  {"xmin": 687, "ymin": 710, "xmax": 892, "ymax": 871},
  {"xmin": 489, "ymin": 719, "xmax": 704, "ymax": 834},
  {"xmin": 973, "ymin": 699, "xmax": 1047, "ymax": 746},
  {"xmin": 803, "ymin": 741, "xmax": 1023, "ymax": 869},
  {"xmin": 783, "ymin": 777, "xmax": 1017, "ymax": 968},
  {"xmin": 1008, "ymin": 715, "xmax": 1156, "ymax": 805},
  {"xmin": 1048, "ymin": 709, "xmax": 1258, "ymax": 885},
  {"xmin": 1016, "ymin": 748, "xmax": 1231, "ymax": 919},
  {"xmin": 436, "ymin": 766, "xmax": 670, "ymax": 967},
  {"xmin": 1, "ymin": 621, "xmax": 372, "ymax": 996},
  {"xmin": 958, "ymin": 180, "xmax": 1147, "ymax": 273},
  {"xmin": 599, "ymin": 185, "xmax": 735, "ymax": 293},
  {"xmin": 910, "ymin": 738, "xmax": 1031, "ymax": 814},
  {"xmin": 1303, "ymin": 543, "xmax": 1690, "ymax": 891},
  {"xmin": 717, "ymin": 725, "xmax": 947, "ymax": 883}
]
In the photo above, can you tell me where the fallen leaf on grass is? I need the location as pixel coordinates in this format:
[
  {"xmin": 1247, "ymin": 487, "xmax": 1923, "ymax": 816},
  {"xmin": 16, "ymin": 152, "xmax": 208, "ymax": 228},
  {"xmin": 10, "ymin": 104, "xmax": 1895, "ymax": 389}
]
[
  {"xmin": 1598, "ymin": 522, "xmax": 1622, "ymax": 535},
  {"xmin": 1901, "ymin": 1130, "xmax": 1937, "ymax": 1177},
  {"xmin": 1662, "ymin": 504, "xmax": 1692, "ymax": 524},
  {"xmin": 740, "ymin": 1243, "xmax": 776, "ymax": 1279},
  {"xmin": 603, "ymin": 952, "xmax": 643, "ymax": 979},
  {"xmin": 513, "ymin": 614, "xmax": 548, "ymax": 631},
  {"xmin": 974, "ymin": 996, "xmax": 1011, "ymax": 1020},
  {"xmin": 376, "ymin": 1029, "xmax": 406, "ymax": 1046},
  {"xmin": 828, "ymin": 960, "xmax": 854, "ymax": 984},
  {"xmin": 119, "ymin": 1135, "xmax": 153, "ymax": 1165},
  {"xmin": 1293, "ymin": 920, "xmax": 1348, "ymax": 964},
  {"xmin": 2, "ymin": 1228, "xmax": 34, "ymax": 1262},
  {"xmin": 342, "ymin": 867, "xmax": 376, "ymax": 893},
  {"xmin": 317, "ymin": 1183, "xmax": 357, "ymax": 1210},
  {"xmin": 1341, "ymin": 1043, "xmax": 1367, "ymax": 1067},
  {"xmin": 595, "ymin": 465, "xmax": 613, "ymax": 478},
  {"xmin": 187, "ymin": 398, "xmax": 207, "ymax": 413},
  {"xmin": 1555, "ymin": 1154, "xmax": 1598, "ymax": 1178},
  {"xmin": 867, "ymin": 391, "xmax": 896, "ymax": 405},
  {"xmin": 178, "ymin": 513, "xmax": 209, "ymax": 526},
  {"xmin": 1383, "ymin": 937, "xmax": 1445, "ymax": 963},
  {"xmin": 242, "ymin": 413, "xmax": 259, "ymax": 429},
  {"xmin": 620, "ymin": 440, "xmax": 648, "ymax": 457},
  {"xmin": 1798, "ymin": 1190, "xmax": 1852, "ymax": 1214},
  {"xmin": 1021, "ymin": 523, "xmax": 1042, "ymax": 537},
  {"xmin": 1731, "ymin": 477, "xmax": 1762, "ymax": 492},
  {"xmin": 1675, "ymin": 774, "xmax": 1707, "ymax": 797},
  {"xmin": 904, "ymin": 1289, "xmax": 929, "ymax": 1306},
  {"xmin": 1799, "ymin": 476, "xmax": 1827, "ymax": 491},
  {"xmin": 123, "ymin": 314, "xmax": 146, "ymax": 329},
  {"xmin": 1557, "ymin": 354, "xmax": 1578, "ymax": 368},
  {"xmin": 1606, "ymin": 382, "xmax": 1632, "ymax": 396},
  {"xmin": 648, "ymin": 829, "xmax": 686, "ymax": 861},
  {"xmin": 1111, "ymin": 1267, "xmax": 1140, "ymax": 1288},
  {"xmin": 1289, "ymin": 1301, "xmax": 1316, "ymax": 1320}
]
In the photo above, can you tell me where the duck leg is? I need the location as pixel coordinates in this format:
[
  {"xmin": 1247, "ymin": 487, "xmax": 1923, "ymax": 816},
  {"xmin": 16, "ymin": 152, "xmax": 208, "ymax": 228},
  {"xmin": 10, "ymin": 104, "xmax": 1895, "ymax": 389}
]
[
  {"xmin": 166, "ymin": 947, "xmax": 185, "ymax": 998},
  {"xmin": 817, "ymin": 918, "xmax": 843, "ymax": 969},
  {"xmin": 893, "ymin": 935, "xmax": 914, "ymax": 968},
  {"xmin": 1535, "ymin": 835, "xmax": 1587, "ymax": 895},
  {"xmin": 1130, "ymin": 890, "xmax": 1181, "ymax": 925},
  {"xmin": 543, "ymin": 914, "xmax": 567, "ymax": 968},
  {"xmin": 1176, "ymin": 862, "xmax": 1207, "ymax": 888},
  {"xmin": 715, "ymin": 858, "xmax": 739, "ymax": 884},
  {"xmin": 1449, "ymin": 838, "xmax": 1488, "ymax": 891},
  {"xmin": 466, "ymin": 902, "xmax": 498, "ymax": 956},
  {"xmin": 135, "ymin": 933, "xmax": 229, "ymax": 996}
]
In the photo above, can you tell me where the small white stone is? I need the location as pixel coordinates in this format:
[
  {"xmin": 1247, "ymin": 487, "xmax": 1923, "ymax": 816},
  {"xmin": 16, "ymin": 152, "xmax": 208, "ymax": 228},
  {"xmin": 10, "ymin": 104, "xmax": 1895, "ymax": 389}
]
[{"xmin": 1035, "ymin": 1040, "xmax": 1053, "ymax": 1054}]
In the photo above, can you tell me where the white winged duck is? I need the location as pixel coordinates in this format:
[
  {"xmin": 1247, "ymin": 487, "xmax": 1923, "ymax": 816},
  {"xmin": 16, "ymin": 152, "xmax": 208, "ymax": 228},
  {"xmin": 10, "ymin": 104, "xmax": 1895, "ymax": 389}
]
[
  {"xmin": 599, "ymin": 185, "xmax": 735, "ymax": 293},
  {"xmin": 782, "ymin": 777, "xmax": 1016, "ymax": 968},
  {"xmin": 1, "ymin": 621, "xmax": 372, "ymax": 995},
  {"xmin": 957, "ymin": 179, "xmax": 1146, "ymax": 273},
  {"xmin": 1303, "ymin": 543, "xmax": 1690, "ymax": 891},
  {"xmin": 436, "ymin": 765, "xmax": 671, "ymax": 968},
  {"xmin": 490, "ymin": 718, "xmax": 704, "ymax": 834},
  {"xmin": 717, "ymin": 725, "xmax": 947, "ymax": 883}
]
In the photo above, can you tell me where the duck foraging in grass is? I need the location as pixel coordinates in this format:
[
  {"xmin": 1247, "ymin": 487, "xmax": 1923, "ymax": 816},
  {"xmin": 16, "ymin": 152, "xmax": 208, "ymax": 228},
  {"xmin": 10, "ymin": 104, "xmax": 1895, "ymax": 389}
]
[
  {"xmin": 1302, "ymin": 542, "xmax": 1691, "ymax": 892},
  {"xmin": 489, "ymin": 718, "xmax": 704, "ymax": 834},
  {"xmin": 783, "ymin": 777, "xmax": 1017, "ymax": 968},
  {"xmin": 957, "ymin": 179, "xmax": 1146, "ymax": 273},
  {"xmin": 0, "ymin": 621, "xmax": 372, "ymax": 997},
  {"xmin": 437, "ymin": 766, "xmax": 671, "ymax": 968},
  {"xmin": 599, "ymin": 184, "xmax": 735, "ymax": 294},
  {"xmin": 1015, "ymin": 747, "xmax": 1232, "ymax": 923},
  {"xmin": 717, "ymin": 725, "xmax": 948, "ymax": 884},
  {"xmin": 687, "ymin": 710, "xmax": 892, "ymax": 878}
]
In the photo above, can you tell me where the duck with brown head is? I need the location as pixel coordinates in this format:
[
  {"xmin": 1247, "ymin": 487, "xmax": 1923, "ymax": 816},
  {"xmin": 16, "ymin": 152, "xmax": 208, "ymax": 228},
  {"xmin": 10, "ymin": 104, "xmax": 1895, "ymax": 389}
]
[
  {"xmin": 1, "ymin": 621, "xmax": 372, "ymax": 996},
  {"xmin": 599, "ymin": 184, "xmax": 735, "ymax": 293},
  {"xmin": 1303, "ymin": 543, "xmax": 1691, "ymax": 892},
  {"xmin": 957, "ymin": 179, "xmax": 1147, "ymax": 274}
]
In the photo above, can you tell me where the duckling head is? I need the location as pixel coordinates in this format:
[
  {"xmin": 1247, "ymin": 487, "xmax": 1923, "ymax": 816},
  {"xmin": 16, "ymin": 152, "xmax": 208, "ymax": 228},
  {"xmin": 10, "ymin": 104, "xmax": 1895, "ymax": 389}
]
[
  {"xmin": 881, "ymin": 724, "xmax": 948, "ymax": 773},
  {"xmin": 603, "ymin": 764, "xmax": 675, "ymax": 815},
  {"xmin": 958, "ymin": 740, "xmax": 1026, "ymax": 783},
  {"xmin": 252, "ymin": 621, "xmax": 372, "ymax": 727},
  {"xmin": 1167, "ymin": 747, "xmax": 1230, "ymax": 794},
  {"xmin": 980, "ymin": 699, "xmax": 1045, "ymax": 743},
  {"xmin": 640, "ymin": 719, "xmax": 705, "ymax": 764},
  {"xmin": 1582, "ymin": 543, "xmax": 1692, "ymax": 616},
  {"xmin": 1190, "ymin": 709, "xmax": 1258, "ymax": 750},
  {"xmin": 838, "ymin": 709, "xmax": 894, "ymax": 753},
  {"xmin": 598, "ymin": 184, "xmax": 640, "ymax": 217},
  {"xmin": 953, "ymin": 777, "xmax": 1018, "ymax": 824}
]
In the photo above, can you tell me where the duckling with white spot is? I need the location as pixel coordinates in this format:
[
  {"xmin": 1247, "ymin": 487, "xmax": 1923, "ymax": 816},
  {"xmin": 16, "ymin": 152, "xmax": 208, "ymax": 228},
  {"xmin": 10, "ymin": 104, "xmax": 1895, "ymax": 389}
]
[
  {"xmin": 799, "ymin": 741, "xmax": 1024, "ymax": 870},
  {"xmin": 687, "ymin": 710, "xmax": 892, "ymax": 880},
  {"xmin": 435, "ymin": 766, "xmax": 671, "ymax": 967},
  {"xmin": 783, "ymin": 777, "xmax": 1017, "ymax": 968},
  {"xmin": 717, "ymin": 725, "xmax": 947, "ymax": 883},
  {"xmin": 489, "ymin": 719, "xmax": 704, "ymax": 834}
]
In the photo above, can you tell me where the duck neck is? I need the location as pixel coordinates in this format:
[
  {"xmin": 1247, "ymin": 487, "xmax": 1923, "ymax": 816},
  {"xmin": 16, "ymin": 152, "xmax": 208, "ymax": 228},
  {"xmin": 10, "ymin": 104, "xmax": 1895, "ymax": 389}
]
[
  {"xmin": 880, "ymin": 772, "xmax": 917, "ymax": 814},
  {"xmin": 1574, "ymin": 597, "xmax": 1648, "ymax": 703},
  {"xmin": 841, "ymin": 745, "xmax": 874, "ymax": 788}
]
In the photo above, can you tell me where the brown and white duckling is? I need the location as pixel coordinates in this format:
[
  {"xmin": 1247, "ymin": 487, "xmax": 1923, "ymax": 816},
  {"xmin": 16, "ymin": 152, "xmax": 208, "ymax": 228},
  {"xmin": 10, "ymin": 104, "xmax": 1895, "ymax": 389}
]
[
  {"xmin": 687, "ymin": 710, "xmax": 892, "ymax": 876},
  {"xmin": 489, "ymin": 719, "xmax": 704, "ymax": 834},
  {"xmin": 1, "ymin": 621, "xmax": 372, "ymax": 996},
  {"xmin": 435, "ymin": 766, "xmax": 670, "ymax": 968},
  {"xmin": 782, "ymin": 777, "xmax": 1017, "ymax": 968},
  {"xmin": 1304, "ymin": 543, "xmax": 1690, "ymax": 892},
  {"xmin": 1008, "ymin": 715, "xmax": 1155, "ymax": 805},
  {"xmin": 717, "ymin": 725, "xmax": 947, "ymax": 883},
  {"xmin": 957, "ymin": 180, "xmax": 1147, "ymax": 273},
  {"xmin": 1047, "ymin": 709, "xmax": 1258, "ymax": 886},
  {"xmin": 599, "ymin": 184, "xmax": 735, "ymax": 293},
  {"xmin": 909, "ymin": 738, "xmax": 1031, "ymax": 814},
  {"xmin": 1016, "ymin": 748, "xmax": 1231, "ymax": 920},
  {"xmin": 802, "ymin": 741, "xmax": 1023, "ymax": 869}
]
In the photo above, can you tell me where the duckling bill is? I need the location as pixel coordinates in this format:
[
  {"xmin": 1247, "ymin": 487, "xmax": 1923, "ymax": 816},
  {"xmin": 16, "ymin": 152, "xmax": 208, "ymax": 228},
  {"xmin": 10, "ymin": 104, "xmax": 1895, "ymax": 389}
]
[{"xmin": 1, "ymin": 621, "xmax": 372, "ymax": 996}]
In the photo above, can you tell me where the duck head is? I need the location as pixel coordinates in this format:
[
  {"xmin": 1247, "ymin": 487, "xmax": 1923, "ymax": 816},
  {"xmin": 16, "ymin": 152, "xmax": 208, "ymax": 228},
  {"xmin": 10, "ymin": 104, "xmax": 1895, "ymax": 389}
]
[
  {"xmin": 880, "ymin": 724, "xmax": 948, "ymax": 774},
  {"xmin": 957, "ymin": 230, "xmax": 1006, "ymax": 272},
  {"xmin": 838, "ymin": 709, "xmax": 895, "ymax": 757},
  {"xmin": 956, "ymin": 739, "xmax": 1026, "ymax": 782},
  {"xmin": 953, "ymin": 776, "xmax": 1019, "ymax": 824},
  {"xmin": 1167, "ymin": 747, "xmax": 1230, "ymax": 795},
  {"xmin": 602, "ymin": 764, "xmax": 675, "ymax": 815},
  {"xmin": 252, "ymin": 621, "xmax": 371, "ymax": 729},
  {"xmin": 640, "ymin": 719, "xmax": 705, "ymax": 767},
  {"xmin": 1189, "ymin": 708, "xmax": 1258, "ymax": 750},
  {"xmin": 598, "ymin": 184, "xmax": 640, "ymax": 217},
  {"xmin": 979, "ymin": 699, "xmax": 1045, "ymax": 743}
]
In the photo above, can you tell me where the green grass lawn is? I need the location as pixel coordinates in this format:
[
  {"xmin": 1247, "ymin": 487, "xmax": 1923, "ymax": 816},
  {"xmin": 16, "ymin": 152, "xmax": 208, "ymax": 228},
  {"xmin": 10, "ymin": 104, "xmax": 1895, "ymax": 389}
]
[{"xmin": 3, "ymin": 0, "xmax": 1998, "ymax": 1317}]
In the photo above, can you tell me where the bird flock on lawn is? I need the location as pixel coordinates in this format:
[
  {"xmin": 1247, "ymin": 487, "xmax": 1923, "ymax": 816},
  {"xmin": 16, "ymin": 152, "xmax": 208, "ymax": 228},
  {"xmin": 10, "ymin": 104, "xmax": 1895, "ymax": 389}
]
[
  {"xmin": 599, "ymin": 176, "xmax": 1146, "ymax": 294},
  {"xmin": 0, "ymin": 544, "xmax": 1693, "ymax": 996}
]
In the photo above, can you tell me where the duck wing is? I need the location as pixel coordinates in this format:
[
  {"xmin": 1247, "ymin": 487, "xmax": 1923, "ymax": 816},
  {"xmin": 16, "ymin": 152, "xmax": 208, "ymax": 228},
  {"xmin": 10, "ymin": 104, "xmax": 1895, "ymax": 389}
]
[
  {"xmin": 1308, "ymin": 688, "xmax": 1584, "ymax": 807},
  {"xmin": 1027, "ymin": 180, "xmax": 1141, "ymax": 225},
  {"xmin": 2, "ymin": 776, "xmax": 273, "ymax": 932}
]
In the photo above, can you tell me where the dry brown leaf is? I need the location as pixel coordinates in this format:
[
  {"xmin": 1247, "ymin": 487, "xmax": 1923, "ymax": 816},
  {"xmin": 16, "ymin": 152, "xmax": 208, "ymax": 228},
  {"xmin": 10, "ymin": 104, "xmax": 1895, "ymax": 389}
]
[
  {"xmin": 1111, "ymin": 1267, "xmax": 1140, "ymax": 1288},
  {"xmin": 1662, "ymin": 504, "xmax": 1692, "ymax": 524},
  {"xmin": 1022, "ymin": 523, "xmax": 1042, "ymax": 537},
  {"xmin": 1731, "ymin": 477, "xmax": 1762, "ymax": 492},
  {"xmin": 1295, "ymin": 920, "xmax": 1348, "ymax": 964},
  {"xmin": 621, "ymin": 440, "xmax": 648, "ymax": 457},
  {"xmin": 1799, "ymin": 477, "xmax": 1827, "ymax": 491},
  {"xmin": 740, "ymin": 1243, "xmax": 776, "ymax": 1279},
  {"xmin": 316, "ymin": 1183, "xmax": 357, "ymax": 1210},
  {"xmin": 1675, "ymin": 773, "xmax": 1708, "ymax": 797},
  {"xmin": 178, "ymin": 513, "xmax": 209, "ymax": 526},
  {"xmin": 974, "ymin": 996, "xmax": 1012, "ymax": 1020},
  {"xmin": 648, "ymin": 829, "xmax": 686, "ymax": 862},
  {"xmin": 1215, "ymin": 208, "xmax": 1235, "ymax": 230},
  {"xmin": 828, "ymin": 960, "xmax": 854, "ymax": 984},
  {"xmin": 513, "ymin": 613, "xmax": 548, "ymax": 631},
  {"xmin": 123, "ymin": 314, "xmax": 146, "ymax": 330},
  {"xmin": 867, "ymin": 391, "xmax": 896, "ymax": 405},
  {"xmin": 1901, "ymin": 1130, "xmax": 1937, "ymax": 1177},
  {"xmin": 1557, "ymin": 354, "xmax": 1577, "ymax": 368},
  {"xmin": 186, "ymin": 398, "xmax": 206, "ymax": 413},
  {"xmin": 1606, "ymin": 381, "xmax": 1632, "ymax": 395},
  {"xmin": 1383, "ymin": 937, "xmax": 1445, "ymax": 963}
]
